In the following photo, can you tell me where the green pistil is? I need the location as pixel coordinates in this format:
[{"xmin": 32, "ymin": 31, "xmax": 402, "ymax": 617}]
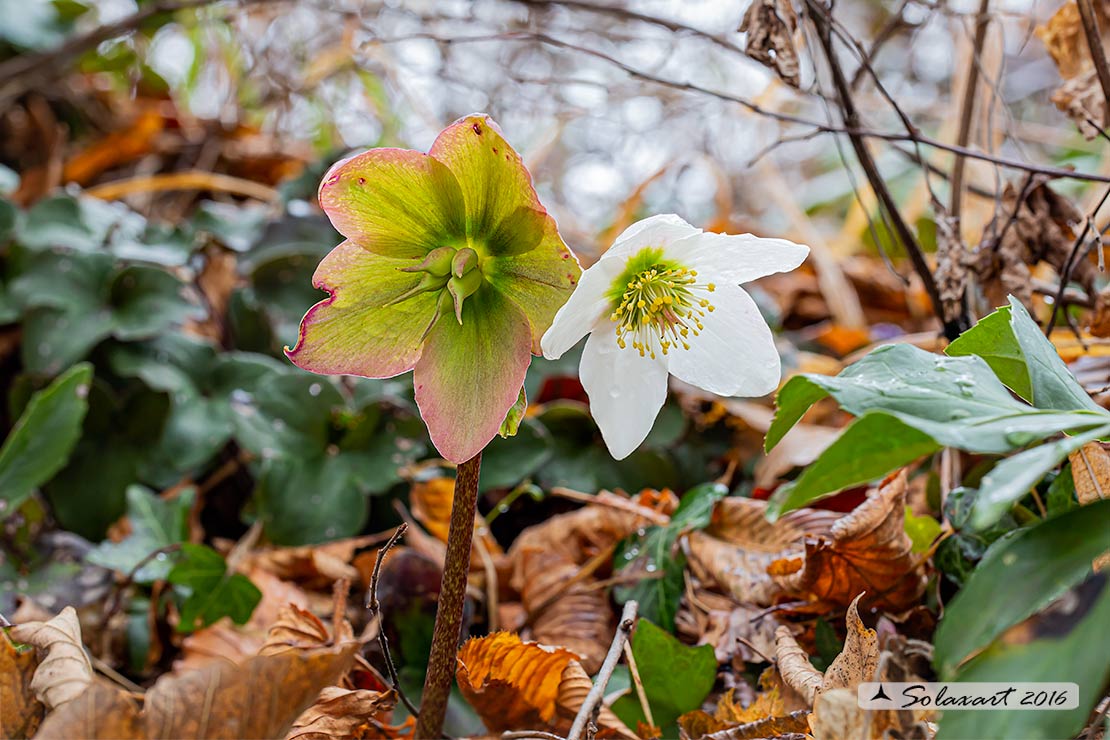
[
  {"xmin": 606, "ymin": 247, "xmax": 716, "ymax": 359},
  {"xmin": 397, "ymin": 246, "xmax": 487, "ymax": 324}
]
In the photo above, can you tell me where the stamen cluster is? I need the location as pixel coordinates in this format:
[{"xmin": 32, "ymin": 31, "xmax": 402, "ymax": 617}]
[{"xmin": 609, "ymin": 263, "xmax": 716, "ymax": 359}]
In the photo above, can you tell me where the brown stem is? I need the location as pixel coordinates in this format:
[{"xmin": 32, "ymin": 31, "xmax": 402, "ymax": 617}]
[
  {"xmin": 1077, "ymin": 0, "xmax": 1110, "ymax": 128},
  {"xmin": 414, "ymin": 451, "xmax": 483, "ymax": 740}
]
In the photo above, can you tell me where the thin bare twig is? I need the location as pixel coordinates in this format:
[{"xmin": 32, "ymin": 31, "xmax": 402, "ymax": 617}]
[
  {"xmin": 622, "ymin": 639, "xmax": 653, "ymax": 729},
  {"xmin": 950, "ymin": 0, "xmax": 992, "ymax": 223},
  {"xmin": 98, "ymin": 543, "xmax": 182, "ymax": 634},
  {"xmin": 365, "ymin": 523, "xmax": 420, "ymax": 717},
  {"xmin": 567, "ymin": 600, "xmax": 639, "ymax": 740}
]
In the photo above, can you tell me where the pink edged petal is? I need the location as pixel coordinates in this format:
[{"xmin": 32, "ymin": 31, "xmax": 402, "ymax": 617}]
[
  {"xmin": 579, "ymin": 325, "xmax": 670, "ymax": 460},
  {"xmin": 600, "ymin": 214, "xmax": 702, "ymax": 263},
  {"xmin": 664, "ymin": 231, "xmax": 809, "ymax": 285},
  {"xmin": 540, "ymin": 257, "xmax": 622, "ymax": 359},
  {"xmin": 668, "ymin": 283, "xmax": 781, "ymax": 397},
  {"xmin": 413, "ymin": 284, "xmax": 533, "ymax": 464},
  {"xmin": 318, "ymin": 148, "xmax": 465, "ymax": 259},
  {"xmin": 428, "ymin": 115, "xmax": 552, "ymax": 255},
  {"xmin": 285, "ymin": 241, "xmax": 437, "ymax": 378}
]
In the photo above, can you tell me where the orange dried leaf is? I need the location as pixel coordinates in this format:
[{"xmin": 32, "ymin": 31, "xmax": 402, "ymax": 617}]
[
  {"xmin": 286, "ymin": 686, "xmax": 397, "ymax": 740},
  {"xmin": 0, "ymin": 631, "xmax": 43, "ymax": 739},
  {"xmin": 455, "ymin": 632, "xmax": 579, "ymax": 733}
]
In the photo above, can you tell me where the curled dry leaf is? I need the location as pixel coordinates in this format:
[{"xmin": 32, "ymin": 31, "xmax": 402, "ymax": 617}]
[
  {"xmin": 684, "ymin": 498, "xmax": 837, "ymax": 606},
  {"xmin": 0, "ymin": 630, "xmax": 43, "ymax": 739},
  {"xmin": 508, "ymin": 503, "xmax": 653, "ymax": 671},
  {"xmin": 971, "ymin": 178, "xmax": 1088, "ymax": 308},
  {"xmin": 774, "ymin": 626, "xmax": 823, "ymax": 706},
  {"xmin": 739, "ymin": 0, "xmax": 801, "ymax": 87},
  {"xmin": 555, "ymin": 659, "xmax": 636, "ymax": 739},
  {"xmin": 679, "ymin": 686, "xmax": 786, "ymax": 738},
  {"xmin": 285, "ymin": 686, "xmax": 398, "ymax": 740},
  {"xmin": 774, "ymin": 470, "xmax": 927, "ymax": 611},
  {"xmin": 35, "ymin": 643, "xmax": 358, "ymax": 739},
  {"xmin": 1037, "ymin": 0, "xmax": 1110, "ymax": 137},
  {"xmin": 260, "ymin": 604, "xmax": 331, "ymax": 656},
  {"xmin": 245, "ymin": 535, "xmax": 383, "ymax": 590},
  {"xmin": 819, "ymin": 594, "xmax": 879, "ymax": 693},
  {"xmin": 456, "ymin": 631, "xmax": 608, "ymax": 735},
  {"xmin": 9, "ymin": 606, "xmax": 92, "ymax": 711}
]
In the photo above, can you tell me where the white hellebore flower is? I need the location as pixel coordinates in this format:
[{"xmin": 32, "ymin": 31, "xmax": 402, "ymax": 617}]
[{"xmin": 540, "ymin": 214, "xmax": 809, "ymax": 460}]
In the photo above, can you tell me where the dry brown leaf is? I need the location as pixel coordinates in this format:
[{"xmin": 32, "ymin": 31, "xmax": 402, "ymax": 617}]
[
  {"xmin": 1067, "ymin": 442, "xmax": 1110, "ymax": 570},
  {"xmin": 1037, "ymin": 1, "xmax": 1110, "ymax": 137},
  {"xmin": 699, "ymin": 709, "xmax": 809, "ymax": 740},
  {"xmin": 972, "ymin": 179, "xmax": 1088, "ymax": 307},
  {"xmin": 698, "ymin": 605, "xmax": 784, "ymax": 665},
  {"xmin": 9, "ymin": 606, "xmax": 92, "ymax": 711},
  {"xmin": 246, "ymin": 535, "xmax": 382, "ymax": 590},
  {"xmin": 684, "ymin": 498, "xmax": 837, "ymax": 607},
  {"xmin": 507, "ymin": 503, "xmax": 652, "ymax": 671},
  {"xmin": 35, "ymin": 645, "xmax": 357, "ymax": 739},
  {"xmin": 774, "ymin": 626, "xmax": 823, "ymax": 706},
  {"xmin": 455, "ymin": 632, "xmax": 580, "ymax": 733},
  {"xmin": 285, "ymin": 686, "xmax": 397, "ymax": 740},
  {"xmin": 819, "ymin": 594, "xmax": 879, "ymax": 693},
  {"xmin": 739, "ymin": 0, "xmax": 801, "ymax": 87},
  {"xmin": 260, "ymin": 604, "xmax": 332, "ymax": 656},
  {"xmin": 1069, "ymin": 441, "xmax": 1110, "ymax": 504},
  {"xmin": 32, "ymin": 681, "xmax": 143, "ymax": 740},
  {"xmin": 0, "ymin": 630, "xmax": 43, "ymax": 739},
  {"xmin": 775, "ymin": 470, "xmax": 927, "ymax": 611},
  {"xmin": 144, "ymin": 644, "xmax": 358, "ymax": 738},
  {"xmin": 175, "ymin": 567, "xmax": 311, "ymax": 671},
  {"xmin": 554, "ymin": 660, "xmax": 636, "ymax": 739}
]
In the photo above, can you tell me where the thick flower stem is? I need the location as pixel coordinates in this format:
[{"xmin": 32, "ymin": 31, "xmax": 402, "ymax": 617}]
[{"xmin": 414, "ymin": 451, "xmax": 483, "ymax": 739}]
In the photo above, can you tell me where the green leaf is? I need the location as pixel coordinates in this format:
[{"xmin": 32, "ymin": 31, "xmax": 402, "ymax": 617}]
[
  {"xmin": 903, "ymin": 507, "xmax": 942, "ymax": 554},
  {"xmin": 611, "ymin": 619, "xmax": 717, "ymax": 734},
  {"xmin": 87, "ymin": 486, "xmax": 194, "ymax": 583},
  {"xmin": 1006, "ymin": 297, "xmax": 1102, "ymax": 412},
  {"xmin": 168, "ymin": 543, "xmax": 261, "ymax": 631},
  {"xmin": 231, "ymin": 373, "xmax": 343, "ymax": 458},
  {"xmin": 971, "ymin": 424, "xmax": 1110, "ymax": 528},
  {"xmin": 937, "ymin": 576, "xmax": 1110, "ymax": 740},
  {"xmin": 767, "ymin": 412, "xmax": 939, "ymax": 519},
  {"xmin": 253, "ymin": 456, "xmax": 369, "ymax": 545},
  {"xmin": 498, "ymin": 385, "xmax": 528, "ymax": 438},
  {"xmin": 0, "ymin": 363, "xmax": 91, "ymax": 514},
  {"xmin": 933, "ymin": 499, "xmax": 1110, "ymax": 678},
  {"xmin": 615, "ymin": 483, "xmax": 727, "ymax": 631},
  {"xmin": 945, "ymin": 305, "xmax": 1033, "ymax": 402}
]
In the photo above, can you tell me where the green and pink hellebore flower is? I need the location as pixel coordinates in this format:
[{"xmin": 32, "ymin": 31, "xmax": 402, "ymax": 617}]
[
  {"xmin": 541, "ymin": 214, "xmax": 809, "ymax": 460},
  {"xmin": 286, "ymin": 115, "xmax": 582, "ymax": 463}
]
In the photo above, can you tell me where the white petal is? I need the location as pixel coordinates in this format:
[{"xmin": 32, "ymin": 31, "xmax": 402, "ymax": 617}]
[
  {"xmin": 579, "ymin": 327, "xmax": 670, "ymax": 460},
  {"xmin": 541, "ymin": 258, "xmax": 622, "ymax": 359},
  {"xmin": 664, "ymin": 231, "xmax": 808, "ymax": 284},
  {"xmin": 668, "ymin": 284, "xmax": 780, "ymax": 397},
  {"xmin": 601, "ymin": 214, "xmax": 702, "ymax": 263}
]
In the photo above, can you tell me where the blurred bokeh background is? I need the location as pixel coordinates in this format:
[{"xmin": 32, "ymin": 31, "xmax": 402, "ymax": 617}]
[{"xmin": 2, "ymin": 0, "xmax": 1107, "ymax": 731}]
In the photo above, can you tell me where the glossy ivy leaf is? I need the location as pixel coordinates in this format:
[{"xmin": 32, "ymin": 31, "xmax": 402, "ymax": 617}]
[
  {"xmin": 87, "ymin": 486, "xmax": 194, "ymax": 583},
  {"xmin": 17, "ymin": 193, "xmax": 142, "ymax": 252},
  {"xmin": 946, "ymin": 298, "xmax": 1101, "ymax": 413},
  {"xmin": 765, "ymin": 338, "xmax": 1110, "ymax": 521},
  {"xmin": 614, "ymin": 482, "xmax": 727, "ymax": 631},
  {"xmin": 44, "ymin": 380, "xmax": 170, "ymax": 539},
  {"xmin": 0, "ymin": 197, "xmax": 16, "ymax": 243},
  {"xmin": 611, "ymin": 619, "xmax": 717, "ymax": 734},
  {"xmin": 234, "ymin": 373, "xmax": 426, "ymax": 544},
  {"xmin": 971, "ymin": 424, "xmax": 1110, "ymax": 527},
  {"xmin": 480, "ymin": 416, "xmax": 552, "ymax": 492},
  {"xmin": 10, "ymin": 250, "xmax": 197, "ymax": 375},
  {"xmin": 933, "ymin": 499, "xmax": 1110, "ymax": 679},
  {"xmin": 0, "ymin": 363, "xmax": 91, "ymax": 515},
  {"xmin": 938, "ymin": 575, "xmax": 1110, "ymax": 740},
  {"xmin": 168, "ymin": 543, "xmax": 261, "ymax": 632}
]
